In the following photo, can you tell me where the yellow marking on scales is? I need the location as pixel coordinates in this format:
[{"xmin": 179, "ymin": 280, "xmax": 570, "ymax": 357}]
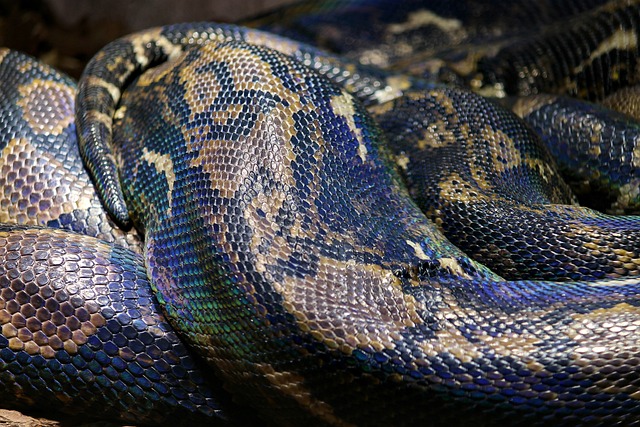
[
  {"xmin": 406, "ymin": 240, "xmax": 430, "ymax": 260},
  {"xmin": 129, "ymin": 28, "xmax": 184, "ymax": 68},
  {"xmin": 407, "ymin": 239, "xmax": 472, "ymax": 278},
  {"xmin": 276, "ymin": 257, "xmax": 424, "ymax": 352},
  {"xmin": 481, "ymin": 125, "xmax": 522, "ymax": 173},
  {"xmin": 114, "ymin": 106, "xmax": 127, "ymax": 121},
  {"xmin": 84, "ymin": 110, "xmax": 113, "ymax": 128},
  {"xmin": 613, "ymin": 180, "xmax": 640, "ymax": 212},
  {"xmin": 244, "ymin": 30, "xmax": 304, "ymax": 57},
  {"xmin": 633, "ymin": 138, "xmax": 640, "ymax": 169},
  {"xmin": 256, "ymin": 364, "xmax": 356, "ymax": 427},
  {"xmin": 416, "ymin": 120, "xmax": 460, "ymax": 149},
  {"xmin": 0, "ymin": 138, "xmax": 94, "ymax": 225},
  {"xmin": 331, "ymin": 91, "xmax": 368, "ymax": 162},
  {"xmin": 0, "ymin": 48, "xmax": 10, "ymax": 65},
  {"xmin": 181, "ymin": 44, "xmax": 303, "ymax": 200},
  {"xmin": 438, "ymin": 257, "xmax": 472, "ymax": 279},
  {"xmin": 17, "ymin": 79, "xmax": 74, "ymax": 135},
  {"xmin": 395, "ymin": 153, "xmax": 410, "ymax": 171},
  {"xmin": 511, "ymin": 94, "xmax": 557, "ymax": 119},
  {"xmin": 573, "ymin": 29, "xmax": 637, "ymax": 74},
  {"xmin": 83, "ymin": 75, "xmax": 121, "ymax": 103},
  {"xmin": 567, "ymin": 303, "xmax": 640, "ymax": 395},
  {"xmin": 141, "ymin": 147, "xmax": 176, "ymax": 214},
  {"xmin": 373, "ymin": 74, "xmax": 412, "ymax": 103},
  {"xmin": 388, "ymin": 9, "xmax": 463, "ymax": 35},
  {"xmin": 421, "ymin": 284, "xmax": 541, "ymax": 363}
]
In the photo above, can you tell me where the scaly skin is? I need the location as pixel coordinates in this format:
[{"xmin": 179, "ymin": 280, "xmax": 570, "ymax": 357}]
[
  {"xmin": 0, "ymin": 48, "xmax": 229, "ymax": 425},
  {"xmin": 0, "ymin": 1, "xmax": 638, "ymax": 425},
  {"xmin": 74, "ymin": 21, "xmax": 640, "ymax": 426}
]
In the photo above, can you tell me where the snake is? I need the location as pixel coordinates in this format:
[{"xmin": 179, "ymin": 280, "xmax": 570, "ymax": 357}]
[{"xmin": 1, "ymin": 0, "xmax": 640, "ymax": 425}]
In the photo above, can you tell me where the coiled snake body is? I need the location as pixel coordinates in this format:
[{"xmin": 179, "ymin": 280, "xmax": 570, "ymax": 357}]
[{"xmin": 1, "ymin": 1, "xmax": 640, "ymax": 425}]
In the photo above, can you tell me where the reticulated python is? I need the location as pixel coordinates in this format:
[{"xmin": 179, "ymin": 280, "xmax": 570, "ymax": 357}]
[{"xmin": 1, "ymin": 1, "xmax": 640, "ymax": 425}]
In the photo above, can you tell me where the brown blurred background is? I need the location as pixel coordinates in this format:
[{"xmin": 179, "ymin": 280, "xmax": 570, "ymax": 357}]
[{"xmin": 0, "ymin": 0, "xmax": 299, "ymax": 79}]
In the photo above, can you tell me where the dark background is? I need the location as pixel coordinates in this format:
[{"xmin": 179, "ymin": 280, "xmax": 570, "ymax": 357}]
[{"xmin": 0, "ymin": 0, "xmax": 298, "ymax": 79}]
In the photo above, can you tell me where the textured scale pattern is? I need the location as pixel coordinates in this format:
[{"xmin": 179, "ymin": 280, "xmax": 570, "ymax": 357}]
[
  {"xmin": 510, "ymin": 95, "xmax": 640, "ymax": 213},
  {"xmin": 370, "ymin": 88, "xmax": 640, "ymax": 281},
  {"xmin": 0, "ymin": 48, "xmax": 230, "ymax": 425},
  {"xmin": 2, "ymin": 1, "xmax": 640, "ymax": 426},
  {"xmin": 0, "ymin": 49, "xmax": 141, "ymax": 251}
]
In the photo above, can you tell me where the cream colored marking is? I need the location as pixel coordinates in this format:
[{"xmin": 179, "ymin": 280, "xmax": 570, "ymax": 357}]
[
  {"xmin": 185, "ymin": 44, "xmax": 305, "ymax": 200},
  {"xmin": 0, "ymin": 48, "xmax": 10, "ymax": 65},
  {"xmin": 0, "ymin": 138, "xmax": 92, "ymax": 225},
  {"xmin": 447, "ymin": 43, "xmax": 504, "ymax": 77},
  {"xmin": 248, "ymin": 185, "xmax": 426, "ymax": 352},
  {"xmin": 246, "ymin": 189, "xmax": 289, "ymax": 274},
  {"xmin": 633, "ymin": 136, "xmax": 640, "ymax": 169},
  {"xmin": 524, "ymin": 158, "xmax": 558, "ymax": 184},
  {"xmin": 257, "ymin": 364, "xmax": 355, "ymax": 427},
  {"xmin": 416, "ymin": 121, "xmax": 457, "ymax": 149},
  {"xmin": 130, "ymin": 29, "xmax": 184, "ymax": 68},
  {"xmin": 438, "ymin": 257, "xmax": 471, "ymax": 279},
  {"xmin": 475, "ymin": 82, "xmax": 506, "ymax": 98},
  {"xmin": 178, "ymin": 46, "xmax": 223, "ymax": 122},
  {"xmin": 107, "ymin": 53, "xmax": 137, "ymax": 76},
  {"xmin": 613, "ymin": 179, "xmax": 640, "ymax": 212},
  {"xmin": 574, "ymin": 29, "xmax": 638, "ymax": 74},
  {"xmin": 244, "ymin": 30, "xmax": 303, "ymax": 57},
  {"xmin": 373, "ymin": 75, "xmax": 411, "ymax": 104},
  {"xmin": 395, "ymin": 153, "xmax": 410, "ymax": 171},
  {"xmin": 511, "ymin": 94, "xmax": 557, "ymax": 118},
  {"xmin": 482, "ymin": 125, "xmax": 522, "ymax": 173},
  {"xmin": 602, "ymin": 85, "xmax": 640, "ymax": 120},
  {"xmin": 476, "ymin": 330, "xmax": 541, "ymax": 358},
  {"xmin": 141, "ymin": 147, "xmax": 175, "ymax": 213},
  {"xmin": 439, "ymin": 172, "xmax": 491, "ymax": 203},
  {"xmin": 367, "ymin": 98, "xmax": 395, "ymax": 116},
  {"xmin": 331, "ymin": 91, "xmax": 367, "ymax": 162},
  {"xmin": 156, "ymin": 34, "xmax": 184, "ymax": 60},
  {"xmin": 424, "ymin": 328, "xmax": 481, "ymax": 362},
  {"xmin": 586, "ymin": 276, "xmax": 640, "ymax": 287},
  {"xmin": 427, "ymin": 89, "xmax": 457, "ymax": 115},
  {"xmin": 17, "ymin": 79, "xmax": 74, "ymax": 135},
  {"xmin": 357, "ymin": 48, "xmax": 390, "ymax": 68},
  {"xmin": 568, "ymin": 303, "xmax": 640, "ymax": 382},
  {"xmin": 589, "ymin": 123, "xmax": 603, "ymax": 154},
  {"xmin": 83, "ymin": 75, "xmax": 121, "ymax": 103},
  {"xmin": 406, "ymin": 239, "xmax": 429, "ymax": 260},
  {"xmin": 138, "ymin": 50, "xmax": 189, "ymax": 88},
  {"xmin": 17, "ymin": 58, "xmax": 34, "ymax": 74},
  {"xmin": 448, "ymin": 54, "xmax": 479, "ymax": 78},
  {"xmin": 275, "ymin": 258, "xmax": 424, "ymax": 352},
  {"xmin": 388, "ymin": 9, "xmax": 463, "ymax": 34},
  {"xmin": 426, "ymin": 323, "xmax": 541, "ymax": 362},
  {"xmin": 85, "ymin": 110, "xmax": 113, "ymax": 128},
  {"xmin": 415, "ymin": 57, "xmax": 447, "ymax": 75},
  {"xmin": 421, "ymin": 287, "xmax": 541, "ymax": 362},
  {"xmin": 114, "ymin": 106, "xmax": 127, "ymax": 121}
]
